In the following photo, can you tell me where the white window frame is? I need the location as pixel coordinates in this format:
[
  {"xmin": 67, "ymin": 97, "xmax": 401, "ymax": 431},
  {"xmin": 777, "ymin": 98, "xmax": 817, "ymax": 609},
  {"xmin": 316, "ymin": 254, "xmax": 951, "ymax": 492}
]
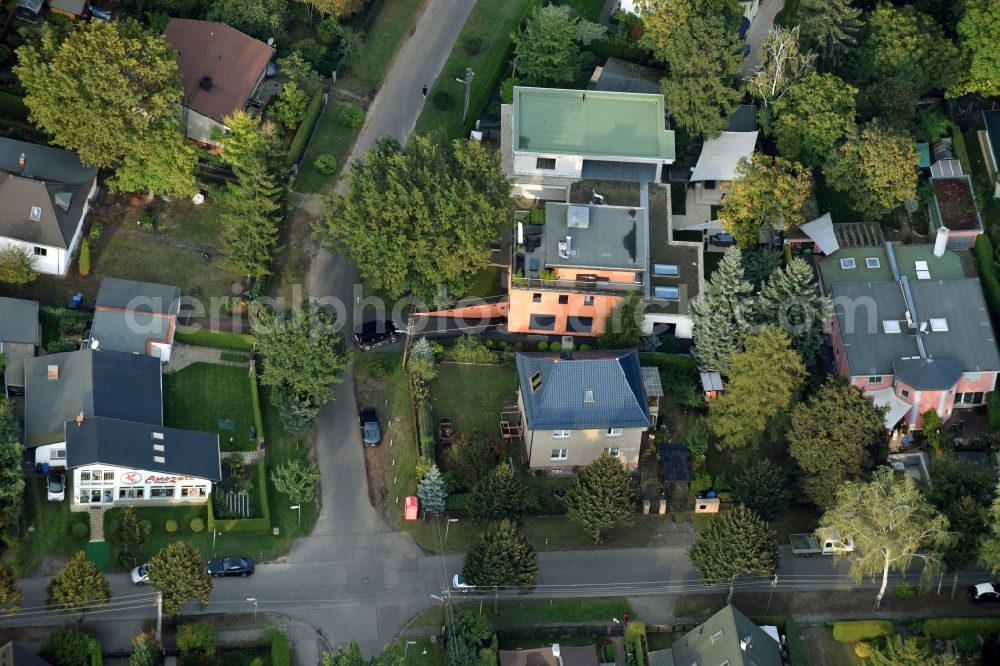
[
  {"xmin": 552, "ymin": 430, "xmax": 570, "ymax": 439},
  {"xmin": 868, "ymin": 375, "xmax": 882, "ymax": 384},
  {"xmin": 840, "ymin": 257, "xmax": 856, "ymax": 269},
  {"xmin": 604, "ymin": 446, "xmax": 620, "ymax": 456},
  {"xmin": 51, "ymin": 448, "xmax": 66, "ymax": 460},
  {"xmin": 550, "ymin": 448, "xmax": 568, "ymax": 461},
  {"xmin": 606, "ymin": 428, "xmax": 622, "ymax": 438}
]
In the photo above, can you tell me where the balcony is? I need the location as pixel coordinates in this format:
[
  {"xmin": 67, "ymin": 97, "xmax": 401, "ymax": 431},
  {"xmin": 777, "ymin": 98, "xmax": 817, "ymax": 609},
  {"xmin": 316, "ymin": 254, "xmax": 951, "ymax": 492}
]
[{"xmin": 511, "ymin": 274, "xmax": 642, "ymax": 295}]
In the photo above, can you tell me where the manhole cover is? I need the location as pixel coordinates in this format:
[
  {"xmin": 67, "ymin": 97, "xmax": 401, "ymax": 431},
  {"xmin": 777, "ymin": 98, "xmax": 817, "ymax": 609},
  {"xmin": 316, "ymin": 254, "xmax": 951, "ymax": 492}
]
[{"xmin": 362, "ymin": 578, "xmax": 370, "ymax": 585}]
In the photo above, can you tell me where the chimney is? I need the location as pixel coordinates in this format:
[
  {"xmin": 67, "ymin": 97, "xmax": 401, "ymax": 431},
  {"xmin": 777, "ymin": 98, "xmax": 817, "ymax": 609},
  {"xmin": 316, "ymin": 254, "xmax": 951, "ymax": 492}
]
[
  {"xmin": 76, "ymin": 412, "xmax": 84, "ymax": 427},
  {"xmin": 199, "ymin": 75, "xmax": 213, "ymax": 91},
  {"xmin": 934, "ymin": 227, "xmax": 949, "ymax": 257},
  {"xmin": 560, "ymin": 335, "xmax": 574, "ymax": 360},
  {"xmin": 18, "ymin": 153, "xmax": 25, "ymax": 175}
]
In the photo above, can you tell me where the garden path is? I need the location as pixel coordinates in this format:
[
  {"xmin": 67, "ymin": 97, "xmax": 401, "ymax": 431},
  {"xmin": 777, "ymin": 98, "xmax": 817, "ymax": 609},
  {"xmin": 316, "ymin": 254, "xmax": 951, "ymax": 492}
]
[{"xmin": 165, "ymin": 344, "xmax": 250, "ymax": 374}]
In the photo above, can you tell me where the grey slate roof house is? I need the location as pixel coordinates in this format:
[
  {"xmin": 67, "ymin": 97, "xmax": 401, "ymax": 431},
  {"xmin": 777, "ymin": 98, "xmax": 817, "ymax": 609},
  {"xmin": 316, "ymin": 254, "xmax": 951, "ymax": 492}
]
[
  {"xmin": 516, "ymin": 349, "xmax": 654, "ymax": 469},
  {"xmin": 89, "ymin": 277, "xmax": 182, "ymax": 362},
  {"xmin": 0, "ymin": 138, "xmax": 98, "ymax": 276},
  {"xmin": 0, "ymin": 296, "xmax": 39, "ymax": 392},
  {"xmin": 650, "ymin": 605, "xmax": 782, "ymax": 666}
]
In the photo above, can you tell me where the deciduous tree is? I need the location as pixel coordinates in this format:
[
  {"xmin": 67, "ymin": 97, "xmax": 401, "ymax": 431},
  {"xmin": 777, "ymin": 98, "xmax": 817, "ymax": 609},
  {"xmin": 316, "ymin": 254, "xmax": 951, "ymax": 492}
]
[
  {"xmin": 688, "ymin": 505, "xmax": 778, "ymax": 598},
  {"xmin": 512, "ymin": 4, "xmax": 604, "ymax": 86},
  {"xmin": 147, "ymin": 542, "xmax": 213, "ymax": 615},
  {"xmin": 110, "ymin": 120, "xmax": 198, "ymax": 199},
  {"xmin": 768, "ymin": 73, "xmax": 857, "ymax": 169},
  {"xmin": 468, "ymin": 464, "xmax": 525, "ymax": 524},
  {"xmin": 720, "ymin": 155, "xmax": 813, "ymax": 249},
  {"xmin": 758, "ymin": 257, "xmax": 831, "ymax": 369},
  {"xmin": 296, "ymin": 0, "xmax": 364, "ymax": 18},
  {"xmin": 825, "ymin": 121, "xmax": 918, "ymax": 220},
  {"xmin": 797, "ymin": 0, "xmax": 862, "ymax": 69},
  {"xmin": 787, "ymin": 380, "xmax": 885, "ymax": 508},
  {"xmin": 462, "ymin": 519, "xmax": 538, "ymax": 592},
  {"xmin": 445, "ymin": 612, "xmax": 497, "ymax": 666},
  {"xmin": 690, "ymin": 247, "xmax": 752, "ymax": 372},
  {"xmin": 107, "ymin": 505, "xmax": 151, "ymax": 567},
  {"xmin": 731, "ymin": 460, "xmax": 789, "ymax": 523},
  {"xmin": 820, "ymin": 467, "xmax": 952, "ymax": 608},
  {"xmin": 15, "ymin": 20, "xmax": 181, "ymax": 167},
  {"xmin": 745, "ymin": 26, "xmax": 815, "ymax": 108},
  {"xmin": 272, "ymin": 81, "xmax": 309, "ymax": 130},
  {"xmin": 43, "ymin": 628, "xmax": 101, "ymax": 666},
  {"xmin": 565, "ymin": 454, "xmax": 635, "ymax": 543},
  {"xmin": 271, "ymin": 459, "xmax": 322, "ymax": 503},
  {"xmin": 599, "ymin": 292, "xmax": 644, "ymax": 349},
  {"xmin": 708, "ymin": 326, "xmax": 805, "ymax": 449},
  {"xmin": 323, "ymin": 640, "xmax": 366, "ymax": 666},
  {"xmin": 317, "ymin": 136, "xmax": 511, "ymax": 303},
  {"xmin": 0, "ymin": 563, "xmax": 21, "ymax": 613},
  {"xmin": 978, "ymin": 484, "xmax": 1000, "ymax": 573},
  {"xmin": 637, "ymin": 0, "xmax": 742, "ymax": 57},
  {"xmin": 46, "ymin": 552, "xmax": 112, "ymax": 615},
  {"xmin": 417, "ymin": 465, "xmax": 446, "ymax": 517},
  {"xmin": 0, "ymin": 247, "xmax": 37, "ymax": 289},
  {"xmin": 951, "ymin": 0, "xmax": 1000, "ymax": 98},
  {"xmin": 867, "ymin": 635, "xmax": 958, "ymax": 666},
  {"xmin": 207, "ymin": 0, "xmax": 289, "ymax": 46},
  {"xmin": 252, "ymin": 301, "xmax": 348, "ymax": 433}
]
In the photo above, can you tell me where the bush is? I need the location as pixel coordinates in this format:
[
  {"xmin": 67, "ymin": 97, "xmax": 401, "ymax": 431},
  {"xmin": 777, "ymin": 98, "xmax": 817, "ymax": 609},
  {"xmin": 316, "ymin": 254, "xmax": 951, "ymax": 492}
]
[
  {"xmin": 537, "ymin": 341, "xmax": 548, "ymax": 351},
  {"xmin": 90, "ymin": 221, "xmax": 103, "ymax": 240},
  {"xmin": 190, "ymin": 518, "xmax": 204, "ymax": 533},
  {"xmin": 137, "ymin": 211, "xmax": 155, "ymax": 232},
  {"xmin": 528, "ymin": 207, "xmax": 545, "ymax": 223},
  {"xmin": 78, "ymin": 239, "xmax": 91, "ymax": 277},
  {"xmin": 501, "ymin": 77, "xmax": 520, "ymax": 104},
  {"xmin": 448, "ymin": 335, "xmax": 497, "ymax": 363},
  {"xmin": 974, "ymin": 236, "xmax": 1000, "ymax": 326},
  {"xmin": 271, "ymin": 632, "xmax": 290, "ymax": 666},
  {"xmin": 338, "ymin": 105, "xmax": 364, "ymax": 128},
  {"xmin": 313, "ymin": 153, "xmax": 338, "ymax": 175},
  {"xmin": 923, "ymin": 618, "xmax": 1000, "ymax": 640},
  {"xmin": 70, "ymin": 521, "xmax": 89, "ymax": 540},
  {"xmin": 289, "ymin": 91, "xmax": 324, "ymax": 165},
  {"xmin": 43, "ymin": 627, "xmax": 99, "ymax": 666},
  {"xmin": 177, "ymin": 622, "xmax": 217, "ymax": 659},
  {"xmin": 854, "ymin": 642, "xmax": 871, "ymax": 658},
  {"xmin": 165, "ymin": 519, "xmax": 178, "ymax": 533},
  {"xmin": 987, "ymin": 392, "xmax": 1000, "ymax": 432},
  {"xmin": 446, "ymin": 493, "xmax": 470, "ymax": 511},
  {"xmin": 432, "ymin": 90, "xmax": 454, "ymax": 111},
  {"xmin": 370, "ymin": 358, "xmax": 389, "ymax": 379},
  {"xmin": 894, "ymin": 582, "xmax": 916, "ymax": 600},
  {"xmin": 579, "ymin": 344, "xmax": 590, "ymax": 351},
  {"xmin": 832, "ymin": 620, "xmax": 894, "ymax": 643},
  {"xmin": 139, "ymin": 519, "xmax": 151, "ymax": 534},
  {"xmin": 462, "ymin": 36, "xmax": 484, "ymax": 55}
]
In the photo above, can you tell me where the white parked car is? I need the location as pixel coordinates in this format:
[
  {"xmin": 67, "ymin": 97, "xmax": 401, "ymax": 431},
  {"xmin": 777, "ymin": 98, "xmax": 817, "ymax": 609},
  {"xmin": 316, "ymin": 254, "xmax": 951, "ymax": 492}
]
[
  {"xmin": 452, "ymin": 574, "xmax": 473, "ymax": 592},
  {"xmin": 46, "ymin": 473, "xmax": 65, "ymax": 502},
  {"xmin": 130, "ymin": 564, "xmax": 150, "ymax": 585}
]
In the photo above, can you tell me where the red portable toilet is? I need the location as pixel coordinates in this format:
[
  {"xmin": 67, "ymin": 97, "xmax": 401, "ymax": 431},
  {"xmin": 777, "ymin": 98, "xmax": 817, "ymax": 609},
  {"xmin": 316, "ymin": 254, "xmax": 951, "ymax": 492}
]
[{"xmin": 404, "ymin": 496, "xmax": 419, "ymax": 520}]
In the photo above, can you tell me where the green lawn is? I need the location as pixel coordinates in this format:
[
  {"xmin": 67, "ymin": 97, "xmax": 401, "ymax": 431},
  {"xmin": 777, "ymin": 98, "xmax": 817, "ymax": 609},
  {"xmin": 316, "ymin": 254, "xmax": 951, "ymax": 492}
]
[
  {"xmin": 463, "ymin": 266, "xmax": 505, "ymax": 299},
  {"xmin": 174, "ymin": 327, "xmax": 255, "ymax": 352},
  {"xmin": 402, "ymin": 514, "xmax": 661, "ymax": 554},
  {"xmin": 146, "ymin": 199, "xmax": 227, "ymax": 248},
  {"xmin": 408, "ymin": 598, "xmax": 632, "ymax": 627},
  {"xmin": 10, "ymin": 477, "xmax": 89, "ymax": 574},
  {"xmin": 164, "ymin": 363, "xmax": 257, "ymax": 452},
  {"xmin": 415, "ymin": 0, "xmax": 540, "ymax": 139},
  {"xmin": 295, "ymin": 0, "xmax": 427, "ymax": 193},
  {"xmin": 429, "ymin": 362, "xmax": 518, "ymax": 436}
]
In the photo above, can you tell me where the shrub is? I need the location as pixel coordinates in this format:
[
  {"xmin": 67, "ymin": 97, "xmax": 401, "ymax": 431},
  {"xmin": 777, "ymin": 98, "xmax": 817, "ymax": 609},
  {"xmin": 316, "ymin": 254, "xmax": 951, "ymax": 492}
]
[
  {"xmin": 579, "ymin": 344, "xmax": 590, "ymax": 351},
  {"xmin": 537, "ymin": 341, "xmax": 548, "ymax": 351},
  {"xmin": 528, "ymin": 207, "xmax": 545, "ymax": 223},
  {"xmin": 43, "ymin": 627, "xmax": 99, "ymax": 666},
  {"xmin": 854, "ymin": 642, "xmax": 871, "ymax": 658},
  {"xmin": 462, "ymin": 36, "xmax": 484, "ymax": 55},
  {"xmin": 90, "ymin": 221, "xmax": 103, "ymax": 240},
  {"xmin": 956, "ymin": 631, "xmax": 981, "ymax": 655},
  {"xmin": 987, "ymin": 392, "xmax": 1000, "ymax": 432},
  {"xmin": 165, "ymin": 519, "xmax": 178, "ymax": 533},
  {"xmin": 70, "ymin": 521, "xmax": 89, "ymax": 540},
  {"xmin": 78, "ymin": 239, "xmax": 91, "ymax": 277},
  {"xmin": 415, "ymin": 456, "xmax": 435, "ymax": 482},
  {"xmin": 446, "ymin": 493, "xmax": 470, "ymax": 511},
  {"xmin": 338, "ymin": 105, "xmax": 364, "ymax": 128},
  {"xmin": 432, "ymin": 90, "xmax": 454, "ymax": 111},
  {"xmin": 139, "ymin": 519, "xmax": 151, "ymax": 534},
  {"xmin": 501, "ymin": 77, "xmax": 520, "ymax": 104},
  {"xmin": 448, "ymin": 336, "xmax": 497, "ymax": 363},
  {"xmin": 190, "ymin": 518, "xmax": 204, "ymax": 533},
  {"xmin": 973, "ymin": 236, "xmax": 1000, "ymax": 325},
  {"xmin": 137, "ymin": 211, "xmax": 154, "ymax": 232},
  {"xmin": 289, "ymin": 91, "xmax": 324, "ymax": 165},
  {"xmin": 923, "ymin": 618, "xmax": 1000, "ymax": 640},
  {"xmin": 313, "ymin": 154, "xmax": 338, "ymax": 175},
  {"xmin": 177, "ymin": 622, "xmax": 217, "ymax": 659},
  {"xmin": 369, "ymin": 358, "xmax": 389, "ymax": 379},
  {"xmin": 894, "ymin": 582, "xmax": 916, "ymax": 600},
  {"xmin": 271, "ymin": 632, "xmax": 290, "ymax": 666},
  {"xmin": 690, "ymin": 471, "xmax": 713, "ymax": 496},
  {"xmin": 832, "ymin": 620, "xmax": 894, "ymax": 643}
]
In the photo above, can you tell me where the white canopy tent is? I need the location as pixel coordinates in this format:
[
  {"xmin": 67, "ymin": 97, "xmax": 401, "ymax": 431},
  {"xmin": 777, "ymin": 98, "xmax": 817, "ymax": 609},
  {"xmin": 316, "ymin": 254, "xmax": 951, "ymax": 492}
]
[
  {"xmin": 689, "ymin": 131, "xmax": 759, "ymax": 182},
  {"xmin": 866, "ymin": 387, "xmax": 912, "ymax": 429}
]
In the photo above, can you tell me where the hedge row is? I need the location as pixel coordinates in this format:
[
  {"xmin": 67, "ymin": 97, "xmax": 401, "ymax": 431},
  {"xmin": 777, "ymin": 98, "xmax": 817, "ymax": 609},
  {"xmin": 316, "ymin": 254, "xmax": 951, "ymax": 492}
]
[
  {"xmin": 832, "ymin": 620, "xmax": 894, "ymax": 643},
  {"xmin": 289, "ymin": 91, "xmax": 324, "ymax": 165},
  {"xmin": 0, "ymin": 91, "xmax": 28, "ymax": 120},
  {"xmin": 923, "ymin": 618, "xmax": 1000, "ymax": 640},
  {"xmin": 949, "ymin": 121, "xmax": 973, "ymax": 176},
  {"xmin": 973, "ymin": 235, "xmax": 1000, "ymax": 326},
  {"xmin": 271, "ymin": 632, "xmax": 290, "ymax": 666}
]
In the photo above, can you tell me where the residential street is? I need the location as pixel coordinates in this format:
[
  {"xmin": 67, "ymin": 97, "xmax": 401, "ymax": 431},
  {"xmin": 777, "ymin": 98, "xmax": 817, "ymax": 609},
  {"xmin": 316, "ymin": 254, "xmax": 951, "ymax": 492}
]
[{"xmin": 741, "ymin": 0, "xmax": 786, "ymax": 77}]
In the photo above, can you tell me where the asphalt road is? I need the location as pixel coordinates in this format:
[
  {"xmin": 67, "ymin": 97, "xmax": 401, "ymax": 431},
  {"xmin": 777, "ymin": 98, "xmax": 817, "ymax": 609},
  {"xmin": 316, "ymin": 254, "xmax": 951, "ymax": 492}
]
[{"xmin": 741, "ymin": 0, "xmax": 786, "ymax": 77}]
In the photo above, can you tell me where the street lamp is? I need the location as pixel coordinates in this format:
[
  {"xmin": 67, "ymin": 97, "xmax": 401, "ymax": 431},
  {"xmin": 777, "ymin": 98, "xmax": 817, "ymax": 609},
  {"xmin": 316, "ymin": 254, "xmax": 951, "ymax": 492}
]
[
  {"xmin": 445, "ymin": 518, "xmax": 459, "ymax": 543},
  {"xmin": 290, "ymin": 505, "xmax": 301, "ymax": 526},
  {"xmin": 404, "ymin": 641, "xmax": 417, "ymax": 659}
]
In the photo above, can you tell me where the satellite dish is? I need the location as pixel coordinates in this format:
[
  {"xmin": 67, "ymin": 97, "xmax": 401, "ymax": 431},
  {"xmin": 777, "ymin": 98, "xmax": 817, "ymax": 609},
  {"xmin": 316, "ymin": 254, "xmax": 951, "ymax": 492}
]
[{"xmin": 267, "ymin": 37, "xmax": 275, "ymax": 46}]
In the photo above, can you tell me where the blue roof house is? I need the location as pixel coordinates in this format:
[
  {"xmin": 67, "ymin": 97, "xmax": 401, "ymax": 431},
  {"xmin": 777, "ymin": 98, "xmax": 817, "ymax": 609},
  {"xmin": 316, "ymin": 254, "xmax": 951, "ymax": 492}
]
[{"xmin": 515, "ymin": 349, "xmax": 659, "ymax": 470}]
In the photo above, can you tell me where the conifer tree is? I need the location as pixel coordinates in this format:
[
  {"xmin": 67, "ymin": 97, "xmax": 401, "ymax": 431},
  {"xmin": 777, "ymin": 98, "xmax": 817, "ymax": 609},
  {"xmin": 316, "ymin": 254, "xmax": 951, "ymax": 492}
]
[
  {"xmin": 468, "ymin": 464, "xmax": 525, "ymax": 524},
  {"xmin": 417, "ymin": 465, "xmax": 446, "ymax": 517},
  {"xmin": 46, "ymin": 552, "xmax": 112, "ymax": 615},
  {"xmin": 690, "ymin": 248, "xmax": 752, "ymax": 372},
  {"xmin": 759, "ymin": 258, "xmax": 831, "ymax": 369},
  {"xmin": 462, "ymin": 519, "xmax": 539, "ymax": 592},
  {"xmin": 565, "ymin": 454, "xmax": 635, "ymax": 543}
]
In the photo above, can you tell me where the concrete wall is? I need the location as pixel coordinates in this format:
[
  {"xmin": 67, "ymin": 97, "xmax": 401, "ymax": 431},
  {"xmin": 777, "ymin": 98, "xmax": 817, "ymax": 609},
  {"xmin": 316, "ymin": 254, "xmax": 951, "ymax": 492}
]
[{"xmin": 642, "ymin": 312, "xmax": 693, "ymax": 339}]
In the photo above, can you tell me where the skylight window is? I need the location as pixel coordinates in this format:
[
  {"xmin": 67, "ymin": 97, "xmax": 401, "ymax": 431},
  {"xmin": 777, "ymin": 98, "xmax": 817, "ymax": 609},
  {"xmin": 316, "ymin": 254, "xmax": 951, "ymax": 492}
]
[
  {"xmin": 654, "ymin": 286, "xmax": 679, "ymax": 300},
  {"xmin": 866, "ymin": 257, "xmax": 880, "ymax": 269},
  {"xmin": 840, "ymin": 258, "xmax": 856, "ymax": 269},
  {"xmin": 883, "ymin": 320, "xmax": 901, "ymax": 334},
  {"xmin": 153, "ymin": 455, "xmax": 165, "ymax": 464},
  {"xmin": 654, "ymin": 263, "xmax": 679, "ymax": 276},
  {"xmin": 530, "ymin": 371, "xmax": 542, "ymax": 392},
  {"xmin": 929, "ymin": 318, "xmax": 949, "ymax": 332},
  {"xmin": 584, "ymin": 389, "xmax": 595, "ymax": 403},
  {"xmin": 711, "ymin": 630, "xmax": 724, "ymax": 643},
  {"xmin": 29, "ymin": 206, "xmax": 41, "ymax": 221}
]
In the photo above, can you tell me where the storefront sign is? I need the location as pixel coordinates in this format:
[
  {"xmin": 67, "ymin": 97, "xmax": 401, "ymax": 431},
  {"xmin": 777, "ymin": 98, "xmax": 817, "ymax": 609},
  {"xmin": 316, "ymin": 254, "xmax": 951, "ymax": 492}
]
[
  {"xmin": 120, "ymin": 471, "xmax": 142, "ymax": 485},
  {"xmin": 119, "ymin": 471, "xmax": 196, "ymax": 485}
]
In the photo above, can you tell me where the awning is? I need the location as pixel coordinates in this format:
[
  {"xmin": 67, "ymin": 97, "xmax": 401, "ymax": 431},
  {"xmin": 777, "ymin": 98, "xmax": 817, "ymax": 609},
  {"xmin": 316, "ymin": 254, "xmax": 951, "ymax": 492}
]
[
  {"xmin": 799, "ymin": 213, "xmax": 840, "ymax": 255},
  {"xmin": 865, "ymin": 388, "xmax": 912, "ymax": 429},
  {"xmin": 689, "ymin": 131, "xmax": 758, "ymax": 182}
]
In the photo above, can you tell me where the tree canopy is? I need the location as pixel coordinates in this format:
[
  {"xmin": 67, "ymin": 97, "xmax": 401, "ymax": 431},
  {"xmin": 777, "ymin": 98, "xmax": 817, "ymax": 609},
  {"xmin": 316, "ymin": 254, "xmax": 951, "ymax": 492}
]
[
  {"xmin": 768, "ymin": 72, "xmax": 857, "ymax": 169},
  {"xmin": 825, "ymin": 121, "xmax": 918, "ymax": 220},
  {"xmin": 690, "ymin": 247, "xmax": 752, "ymax": 372},
  {"xmin": 637, "ymin": 0, "xmax": 741, "ymax": 56},
  {"xmin": 147, "ymin": 541, "xmax": 213, "ymax": 615},
  {"xmin": 271, "ymin": 459, "xmax": 323, "ymax": 503},
  {"xmin": 109, "ymin": 119, "xmax": 198, "ymax": 199},
  {"xmin": 820, "ymin": 467, "xmax": 952, "ymax": 608},
  {"xmin": 720, "ymin": 155, "xmax": 813, "ymax": 249},
  {"xmin": 445, "ymin": 612, "xmax": 498, "ymax": 666},
  {"xmin": 951, "ymin": 0, "xmax": 1000, "ymax": 98},
  {"xmin": 787, "ymin": 380, "xmax": 885, "ymax": 508},
  {"xmin": 462, "ymin": 519, "xmax": 539, "ymax": 592},
  {"xmin": 46, "ymin": 551, "xmax": 112, "ymax": 615},
  {"xmin": 565, "ymin": 454, "xmax": 635, "ymax": 543},
  {"xmin": 0, "ymin": 400, "xmax": 24, "ymax": 545},
  {"xmin": 745, "ymin": 26, "xmax": 815, "ymax": 108},
  {"xmin": 978, "ymin": 484, "xmax": 1000, "ymax": 574},
  {"xmin": 0, "ymin": 247, "xmax": 38, "ymax": 289},
  {"xmin": 468, "ymin": 464, "xmax": 525, "ymax": 524},
  {"xmin": 512, "ymin": 4, "xmax": 604, "ymax": 86},
  {"xmin": 688, "ymin": 504, "xmax": 779, "ymax": 587},
  {"xmin": 758, "ymin": 257, "xmax": 831, "ymax": 369},
  {"xmin": 15, "ymin": 20, "xmax": 182, "ymax": 167},
  {"xmin": 0, "ymin": 563, "xmax": 21, "ymax": 614},
  {"xmin": 731, "ymin": 460, "xmax": 789, "ymax": 523},
  {"xmin": 207, "ymin": 0, "xmax": 289, "ymax": 46},
  {"xmin": 417, "ymin": 465, "xmax": 446, "ymax": 517},
  {"xmin": 797, "ymin": 0, "xmax": 862, "ymax": 69},
  {"xmin": 317, "ymin": 136, "xmax": 511, "ymax": 303},
  {"xmin": 708, "ymin": 326, "xmax": 805, "ymax": 449}
]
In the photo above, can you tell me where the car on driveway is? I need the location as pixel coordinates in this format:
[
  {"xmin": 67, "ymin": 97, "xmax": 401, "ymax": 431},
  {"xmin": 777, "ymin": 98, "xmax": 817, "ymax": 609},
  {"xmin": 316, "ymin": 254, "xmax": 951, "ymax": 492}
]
[
  {"xmin": 47, "ymin": 473, "xmax": 65, "ymax": 502},
  {"xmin": 353, "ymin": 320, "xmax": 397, "ymax": 350},
  {"xmin": 968, "ymin": 582, "xmax": 1000, "ymax": 603},
  {"xmin": 452, "ymin": 574, "xmax": 473, "ymax": 592},
  {"xmin": 131, "ymin": 564, "xmax": 150, "ymax": 585},
  {"xmin": 207, "ymin": 557, "xmax": 255, "ymax": 577},
  {"xmin": 709, "ymin": 232, "xmax": 735, "ymax": 247},
  {"xmin": 360, "ymin": 407, "xmax": 381, "ymax": 446}
]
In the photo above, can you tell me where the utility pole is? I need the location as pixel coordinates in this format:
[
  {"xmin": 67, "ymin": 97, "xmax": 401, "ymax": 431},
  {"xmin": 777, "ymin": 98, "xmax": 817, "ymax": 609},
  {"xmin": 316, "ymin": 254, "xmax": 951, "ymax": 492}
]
[
  {"xmin": 155, "ymin": 592, "xmax": 163, "ymax": 645},
  {"xmin": 455, "ymin": 68, "xmax": 475, "ymax": 124}
]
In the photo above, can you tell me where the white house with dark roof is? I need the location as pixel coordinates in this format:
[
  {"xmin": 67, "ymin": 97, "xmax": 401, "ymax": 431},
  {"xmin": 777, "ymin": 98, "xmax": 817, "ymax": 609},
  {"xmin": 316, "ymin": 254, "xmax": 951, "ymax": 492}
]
[
  {"xmin": 0, "ymin": 138, "xmax": 98, "ymax": 276},
  {"xmin": 89, "ymin": 277, "xmax": 182, "ymax": 362},
  {"xmin": 515, "ymin": 349, "xmax": 659, "ymax": 470}
]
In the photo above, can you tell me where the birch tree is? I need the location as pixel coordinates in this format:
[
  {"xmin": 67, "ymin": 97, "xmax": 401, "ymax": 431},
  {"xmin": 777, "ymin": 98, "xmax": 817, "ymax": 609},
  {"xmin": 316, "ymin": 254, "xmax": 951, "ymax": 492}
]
[
  {"xmin": 745, "ymin": 26, "xmax": 816, "ymax": 107},
  {"xmin": 819, "ymin": 467, "xmax": 952, "ymax": 609}
]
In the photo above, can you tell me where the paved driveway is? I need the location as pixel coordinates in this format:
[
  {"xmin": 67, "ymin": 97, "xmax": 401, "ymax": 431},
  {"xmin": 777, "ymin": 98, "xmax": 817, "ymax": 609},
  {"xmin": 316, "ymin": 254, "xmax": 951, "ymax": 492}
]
[{"xmin": 741, "ymin": 0, "xmax": 786, "ymax": 77}]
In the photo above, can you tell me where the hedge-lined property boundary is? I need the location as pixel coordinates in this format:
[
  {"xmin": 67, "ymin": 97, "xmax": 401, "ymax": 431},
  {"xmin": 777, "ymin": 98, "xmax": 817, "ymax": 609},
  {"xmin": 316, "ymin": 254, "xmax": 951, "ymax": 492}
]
[
  {"xmin": 832, "ymin": 619, "xmax": 894, "ymax": 643},
  {"xmin": 207, "ymin": 459, "xmax": 271, "ymax": 533},
  {"xmin": 973, "ymin": 235, "xmax": 1000, "ymax": 326},
  {"xmin": 923, "ymin": 617, "xmax": 1000, "ymax": 640},
  {"xmin": 289, "ymin": 91, "xmax": 325, "ymax": 166}
]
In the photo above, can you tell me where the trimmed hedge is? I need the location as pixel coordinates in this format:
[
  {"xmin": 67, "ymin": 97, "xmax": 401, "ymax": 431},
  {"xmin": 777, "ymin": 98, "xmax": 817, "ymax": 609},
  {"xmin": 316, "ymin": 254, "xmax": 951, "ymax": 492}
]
[
  {"xmin": 175, "ymin": 326, "xmax": 254, "ymax": 351},
  {"xmin": 832, "ymin": 620, "xmax": 894, "ymax": 643},
  {"xmin": 70, "ymin": 521, "xmax": 90, "ymax": 540},
  {"xmin": 289, "ymin": 91, "xmax": 324, "ymax": 165},
  {"xmin": 973, "ymin": 235, "xmax": 1000, "ymax": 326},
  {"xmin": 271, "ymin": 632, "xmax": 290, "ymax": 666},
  {"xmin": 923, "ymin": 618, "xmax": 1000, "ymax": 640},
  {"xmin": 949, "ymin": 122, "xmax": 972, "ymax": 176},
  {"xmin": 249, "ymin": 365, "xmax": 265, "ymax": 444},
  {"xmin": 207, "ymin": 459, "xmax": 271, "ymax": 533}
]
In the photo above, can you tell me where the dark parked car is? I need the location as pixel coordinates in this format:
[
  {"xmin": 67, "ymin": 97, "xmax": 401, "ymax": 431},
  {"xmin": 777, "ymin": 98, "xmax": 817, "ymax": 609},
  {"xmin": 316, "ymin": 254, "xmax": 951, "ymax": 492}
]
[
  {"xmin": 360, "ymin": 407, "xmax": 381, "ymax": 446},
  {"xmin": 89, "ymin": 5, "xmax": 112, "ymax": 21},
  {"xmin": 709, "ymin": 232, "xmax": 736, "ymax": 247},
  {"xmin": 739, "ymin": 17, "xmax": 751, "ymax": 40},
  {"xmin": 353, "ymin": 320, "xmax": 398, "ymax": 350},
  {"xmin": 207, "ymin": 557, "xmax": 255, "ymax": 577},
  {"xmin": 969, "ymin": 583, "xmax": 1000, "ymax": 603}
]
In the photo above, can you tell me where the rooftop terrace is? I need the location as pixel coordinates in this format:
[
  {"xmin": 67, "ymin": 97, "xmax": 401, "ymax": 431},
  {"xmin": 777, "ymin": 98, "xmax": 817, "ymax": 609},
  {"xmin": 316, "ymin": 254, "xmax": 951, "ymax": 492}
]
[{"xmin": 821, "ymin": 244, "xmax": 966, "ymax": 286}]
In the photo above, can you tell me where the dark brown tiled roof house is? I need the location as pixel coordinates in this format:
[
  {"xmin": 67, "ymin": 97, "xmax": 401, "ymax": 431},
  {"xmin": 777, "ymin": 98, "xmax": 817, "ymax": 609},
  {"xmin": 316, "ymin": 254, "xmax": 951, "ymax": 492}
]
[{"xmin": 164, "ymin": 19, "xmax": 274, "ymax": 144}]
